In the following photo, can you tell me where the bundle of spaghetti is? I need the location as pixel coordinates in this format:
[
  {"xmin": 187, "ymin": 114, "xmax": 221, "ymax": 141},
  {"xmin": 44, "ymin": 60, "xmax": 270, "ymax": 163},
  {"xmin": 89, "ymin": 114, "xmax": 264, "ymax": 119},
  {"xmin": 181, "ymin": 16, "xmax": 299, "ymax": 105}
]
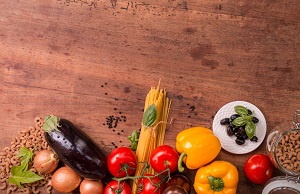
[{"xmin": 132, "ymin": 83, "xmax": 171, "ymax": 193}]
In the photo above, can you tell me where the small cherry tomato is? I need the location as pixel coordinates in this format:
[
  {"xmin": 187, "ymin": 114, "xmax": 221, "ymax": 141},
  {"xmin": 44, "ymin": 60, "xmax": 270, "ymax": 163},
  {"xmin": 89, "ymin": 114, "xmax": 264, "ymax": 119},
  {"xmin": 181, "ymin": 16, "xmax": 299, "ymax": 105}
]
[
  {"xmin": 104, "ymin": 180, "xmax": 131, "ymax": 194},
  {"xmin": 107, "ymin": 147, "xmax": 137, "ymax": 177},
  {"xmin": 150, "ymin": 145, "xmax": 179, "ymax": 174},
  {"xmin": 244, "ymin": 154, "xmax": 274, "ymax": 184},
  {"xmin": 139, "ymin": 174, "xmax": 165, "ymax": 194}
]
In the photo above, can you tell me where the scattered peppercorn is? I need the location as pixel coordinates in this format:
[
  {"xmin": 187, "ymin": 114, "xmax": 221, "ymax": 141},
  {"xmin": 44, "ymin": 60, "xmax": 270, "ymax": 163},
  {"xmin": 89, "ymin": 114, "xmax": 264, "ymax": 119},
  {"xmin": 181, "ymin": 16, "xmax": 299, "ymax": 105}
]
[{"xmin": 189, "ymin": 105, "xmax": 196, "ymax": 112}]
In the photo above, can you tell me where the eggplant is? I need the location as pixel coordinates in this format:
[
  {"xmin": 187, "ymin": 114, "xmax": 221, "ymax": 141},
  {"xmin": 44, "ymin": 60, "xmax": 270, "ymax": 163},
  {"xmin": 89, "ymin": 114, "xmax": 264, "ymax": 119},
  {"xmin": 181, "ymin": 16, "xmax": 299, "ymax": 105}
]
[{"xmin": 42, "ymin": 115, "xmax": 107, "ymax": 180}]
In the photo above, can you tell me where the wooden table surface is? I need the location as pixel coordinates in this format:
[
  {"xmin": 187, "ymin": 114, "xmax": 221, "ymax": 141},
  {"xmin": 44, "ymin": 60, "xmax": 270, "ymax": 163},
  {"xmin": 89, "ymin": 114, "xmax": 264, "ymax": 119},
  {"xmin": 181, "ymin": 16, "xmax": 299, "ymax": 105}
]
[{"xmin": 1, "ymin": 0, "xmax": 300, "ymax": 193}]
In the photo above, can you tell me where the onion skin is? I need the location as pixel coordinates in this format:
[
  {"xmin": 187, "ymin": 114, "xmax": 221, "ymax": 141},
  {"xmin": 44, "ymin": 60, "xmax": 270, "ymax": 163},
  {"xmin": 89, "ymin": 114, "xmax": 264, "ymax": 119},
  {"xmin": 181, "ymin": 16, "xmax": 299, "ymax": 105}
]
[
  {"xmin": 51, "ymin": 166, "xmax": 82, "ymax": 193},
  {"xmin": 34, "ymin": 150, "xmax": 59, "ymax": 174},
  {"xmin": 80, "ymin": 179, "xmax": 104, "ymax": 194}
]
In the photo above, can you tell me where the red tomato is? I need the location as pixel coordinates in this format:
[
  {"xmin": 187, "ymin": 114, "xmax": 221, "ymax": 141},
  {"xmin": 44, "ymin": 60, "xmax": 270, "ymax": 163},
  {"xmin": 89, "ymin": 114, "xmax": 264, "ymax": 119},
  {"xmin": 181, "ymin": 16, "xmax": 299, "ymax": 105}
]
[
  {"xmin": 107, "ymin": 147, "xmax": 137, "ymax": 177},
  {"xmin": 104, "ymin": 180, "xmax": 131, "ymax": 194},
  {"xmin": 138, "ymin": 174, "xmax": 165, "ymax": 194},
  {"xmin": 150, "ymin": 145, "xmax": 179, "ymax": 174},
  {"xmin": 244, "ymin": 154, "xmax": 274, "ymax": 184}
]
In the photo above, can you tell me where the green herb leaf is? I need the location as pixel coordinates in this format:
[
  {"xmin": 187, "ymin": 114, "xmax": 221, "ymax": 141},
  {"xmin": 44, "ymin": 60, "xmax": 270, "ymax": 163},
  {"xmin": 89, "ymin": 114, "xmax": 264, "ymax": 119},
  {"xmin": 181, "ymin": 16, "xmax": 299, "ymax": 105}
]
[
  {"xmin": 8, "ymin": 147, "xmax": 43, "ymax": 188},
  {"xmin": 15, "ymin": 147, "xmax": 33, "ymax": 170},
  {"xmin": 8, "ymin": 171, "xmax": 43, "ymax": 188},
  {"xmin": 234, "ymin": 105, "xmax": 249, "ymax": 116},
  {"xmin": 8, "ymin": 177, "xmax": 22, "ymax": 189},
  {"xmin": 10, "ymin": 166, "xmax": 24, "ymax": 176},
  {"xmin": 243, "ymin": 114, "xmax": 253, "ymax": 122},
  {"xmin": 245, "ymin": 121, "xmax": 256, "ymax": 139},
  {"xmin": 142, "ymin": 104, "xmax": 157, "ymax": 128},
  {"xmin": 128, "ymin": 130, "xmax": 139, "ymax": 151},
  {"xmin": 232, "ymin": 117, "xmax": 246, "ymax": 126}
]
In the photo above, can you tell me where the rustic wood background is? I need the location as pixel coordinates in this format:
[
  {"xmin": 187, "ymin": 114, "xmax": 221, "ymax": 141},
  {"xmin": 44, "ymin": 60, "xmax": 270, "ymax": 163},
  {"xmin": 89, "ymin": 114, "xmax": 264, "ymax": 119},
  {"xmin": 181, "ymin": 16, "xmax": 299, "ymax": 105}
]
[{"xmin": 1, "ymin": 0, "xmax": 300, "ymax": 193}]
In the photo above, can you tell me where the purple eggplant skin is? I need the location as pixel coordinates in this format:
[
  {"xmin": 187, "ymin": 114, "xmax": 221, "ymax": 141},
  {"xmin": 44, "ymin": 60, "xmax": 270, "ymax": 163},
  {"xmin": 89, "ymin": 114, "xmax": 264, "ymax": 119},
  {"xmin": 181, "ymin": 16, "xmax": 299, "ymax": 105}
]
[{"xmin": 42, "ymin": 115, "xmax": 107, "ymax": 180}]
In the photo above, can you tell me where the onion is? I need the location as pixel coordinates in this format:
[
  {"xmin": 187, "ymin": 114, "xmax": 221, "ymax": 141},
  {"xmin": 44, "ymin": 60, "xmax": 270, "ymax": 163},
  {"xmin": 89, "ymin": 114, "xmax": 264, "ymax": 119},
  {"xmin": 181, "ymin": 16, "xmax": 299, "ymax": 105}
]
[
  {"xmin": 80, "ymin": 179, "xmax": 104, "ymax": 194},
  {"xmin": 33, "ymin": 150, "xmax": 59, "ymax": 174},
  {"xmin": 51, "ymin": 166, "xmax": 82, "ymax": 193}
]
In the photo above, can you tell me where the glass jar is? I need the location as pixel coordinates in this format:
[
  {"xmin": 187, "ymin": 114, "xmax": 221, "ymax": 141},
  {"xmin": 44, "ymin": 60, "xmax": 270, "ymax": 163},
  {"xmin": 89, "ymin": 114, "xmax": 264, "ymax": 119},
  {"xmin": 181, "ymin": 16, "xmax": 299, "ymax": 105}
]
[
  {"xmin": 264, "ymin": 110, "xmax": 300, "ymax": 193},
  {"xmin": 262, "ymin": 176, "xmax": 299, "ymax": 194},
  {"xmin": 266, "ymin": 110, "xmax": 300, "ymax": 176}
]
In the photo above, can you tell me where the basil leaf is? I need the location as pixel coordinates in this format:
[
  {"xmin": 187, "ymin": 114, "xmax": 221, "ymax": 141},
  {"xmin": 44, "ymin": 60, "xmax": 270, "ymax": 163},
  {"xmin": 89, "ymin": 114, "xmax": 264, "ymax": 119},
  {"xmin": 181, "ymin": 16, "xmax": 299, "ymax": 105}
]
[
  {"xmin": 128, "ymin": 130, "xmax": 139, "ymax": 151},
  {"xmin": 142, "ymin": 104, "xmax": 157, "ymax": 127},
  {"xmin": 243, "ymin": 114, "xmax": 253, "ymax": 122},
  {"xmin": 245, "ymin": 121, "xmax": 256, "ymax": 139},
  {"xmin": 232, "ymin": 117, "xmax": 246, "ymax": 126},
  {"xmin": 234, "ymin": 105, "xmax": 248, "ymax": 116}
]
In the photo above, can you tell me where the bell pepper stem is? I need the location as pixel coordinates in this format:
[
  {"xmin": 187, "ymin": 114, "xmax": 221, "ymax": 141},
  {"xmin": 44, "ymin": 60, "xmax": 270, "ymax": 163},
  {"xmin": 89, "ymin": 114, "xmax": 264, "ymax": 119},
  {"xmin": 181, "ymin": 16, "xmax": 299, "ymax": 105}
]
[
  {"xmin": 207, "ymin": 176, "xmax": 224, "ymax": 191},
  {"xmin": 178, "ymin": 152, "xmax": 187, "ymax": 172}
]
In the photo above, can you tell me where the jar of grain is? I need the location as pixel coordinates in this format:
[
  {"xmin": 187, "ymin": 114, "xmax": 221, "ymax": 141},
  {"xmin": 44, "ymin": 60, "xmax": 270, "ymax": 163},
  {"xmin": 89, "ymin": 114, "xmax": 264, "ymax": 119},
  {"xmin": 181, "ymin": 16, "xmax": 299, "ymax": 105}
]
[
  {"xmin": 263, "ymin": 110, "xmax": 300, "ymax": 193},
  {"xmin": 266, "ymin": 110, "xmax": 300, "ymax": 176}
]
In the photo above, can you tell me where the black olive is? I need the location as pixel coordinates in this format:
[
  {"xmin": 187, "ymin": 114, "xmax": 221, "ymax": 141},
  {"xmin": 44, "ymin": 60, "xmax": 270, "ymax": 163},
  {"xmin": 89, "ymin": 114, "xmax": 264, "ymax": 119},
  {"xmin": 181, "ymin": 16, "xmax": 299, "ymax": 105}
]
[
  {"xmin": 230, "ymin": 114, "xmax": 240, "ymax": 122},
  {"xmin": 242, "ymin": 134, "xmax": 248, "ymax": 140},
  {"xmin": 237, "ymin": 126, "xmax": 246, "ymax": 135},
  {"xmin": 235, "ymin": 133, "xmax": 246, "ymax": 140},
  {"xmin": 232, "ymin": 126, "xmax": 239, "ymax": 134},
  {"xmin": 252, "ymin": 117, "xmax": 259, "ymax": 123},
  {"xmin": 220, "ymin": 118, "xmax": 230, "ymax": 125},
  {"xmin": 235, "ymin": 137, "xmax": 245, "ymax": 145},
  {"xmin": 247, "ymin": 109, "xmax": 252, "ymax": 115},
  {"xmin": 229, "ymin": 123, "xmax": 236, "ymax": 129},
  {"xmin": 250, "ymin": 136, "xmax": 258, "ymax": 142},
  {"xmin": 226, "ymin": 125, "xmax": 234, "ymax": 136}
]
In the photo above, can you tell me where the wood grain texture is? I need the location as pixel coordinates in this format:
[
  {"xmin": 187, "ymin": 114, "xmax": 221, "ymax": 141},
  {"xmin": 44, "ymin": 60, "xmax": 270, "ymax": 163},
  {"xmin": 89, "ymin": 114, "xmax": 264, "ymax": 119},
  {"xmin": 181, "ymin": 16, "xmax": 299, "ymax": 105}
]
[{"xmin": 1, "ymin": 0, "xmax": 300, "ymax": 193}]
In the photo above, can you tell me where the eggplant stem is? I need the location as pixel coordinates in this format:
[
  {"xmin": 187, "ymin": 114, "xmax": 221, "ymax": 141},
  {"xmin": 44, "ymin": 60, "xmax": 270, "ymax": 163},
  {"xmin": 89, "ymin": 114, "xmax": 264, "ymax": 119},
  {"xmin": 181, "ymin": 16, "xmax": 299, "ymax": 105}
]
[{"xmin": 42, "ymin": 115, "xmax": 61, "ymax": 133}]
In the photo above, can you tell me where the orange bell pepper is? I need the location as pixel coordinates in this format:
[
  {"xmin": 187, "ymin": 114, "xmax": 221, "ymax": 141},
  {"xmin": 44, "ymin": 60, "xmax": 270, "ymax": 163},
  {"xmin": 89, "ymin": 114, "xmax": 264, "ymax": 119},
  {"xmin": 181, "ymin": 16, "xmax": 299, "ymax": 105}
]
[
  {"xmin": 194, "ymin": 161, "xmax": 239, "ymax": 194},
  {"xmin": 176, "ymin": 127, "xmax": 221, "ymax": 172}
]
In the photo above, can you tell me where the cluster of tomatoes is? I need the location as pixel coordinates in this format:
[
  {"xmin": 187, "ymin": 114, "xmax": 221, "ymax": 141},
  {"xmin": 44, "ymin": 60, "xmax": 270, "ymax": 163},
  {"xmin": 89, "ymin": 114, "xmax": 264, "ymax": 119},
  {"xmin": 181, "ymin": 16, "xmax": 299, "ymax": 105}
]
[{"xmin": 104, "ymin": 145, "xmax": 190, "ymax": 194}]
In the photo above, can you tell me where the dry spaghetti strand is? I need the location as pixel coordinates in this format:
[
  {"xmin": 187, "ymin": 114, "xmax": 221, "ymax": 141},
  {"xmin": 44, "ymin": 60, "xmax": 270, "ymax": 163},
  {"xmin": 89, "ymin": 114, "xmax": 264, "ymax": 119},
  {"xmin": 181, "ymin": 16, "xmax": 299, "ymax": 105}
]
[{"xmin": 132, "ymin": 82, "xmax": 171, "ymax": 193}]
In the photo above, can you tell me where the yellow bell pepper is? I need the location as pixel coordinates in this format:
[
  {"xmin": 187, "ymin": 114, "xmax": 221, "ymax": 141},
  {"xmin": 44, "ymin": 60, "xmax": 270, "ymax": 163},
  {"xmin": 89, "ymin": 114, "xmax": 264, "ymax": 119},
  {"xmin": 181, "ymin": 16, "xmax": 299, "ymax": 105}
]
[
  {"xmin": 176, "ymin": 127, "xmax": 221, "ymax": 172},
  {"xmin": 194, "ymin": 161, "xmax": 239, "ymax": 194}
]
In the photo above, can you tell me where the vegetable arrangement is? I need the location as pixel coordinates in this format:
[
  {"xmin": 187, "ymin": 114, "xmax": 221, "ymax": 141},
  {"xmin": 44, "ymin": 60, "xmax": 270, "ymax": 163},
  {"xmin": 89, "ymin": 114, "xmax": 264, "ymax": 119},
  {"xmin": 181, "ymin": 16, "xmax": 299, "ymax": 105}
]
[{"xmin": 4, "ymin": 84, "xmax": 278, "ymax": 194}]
